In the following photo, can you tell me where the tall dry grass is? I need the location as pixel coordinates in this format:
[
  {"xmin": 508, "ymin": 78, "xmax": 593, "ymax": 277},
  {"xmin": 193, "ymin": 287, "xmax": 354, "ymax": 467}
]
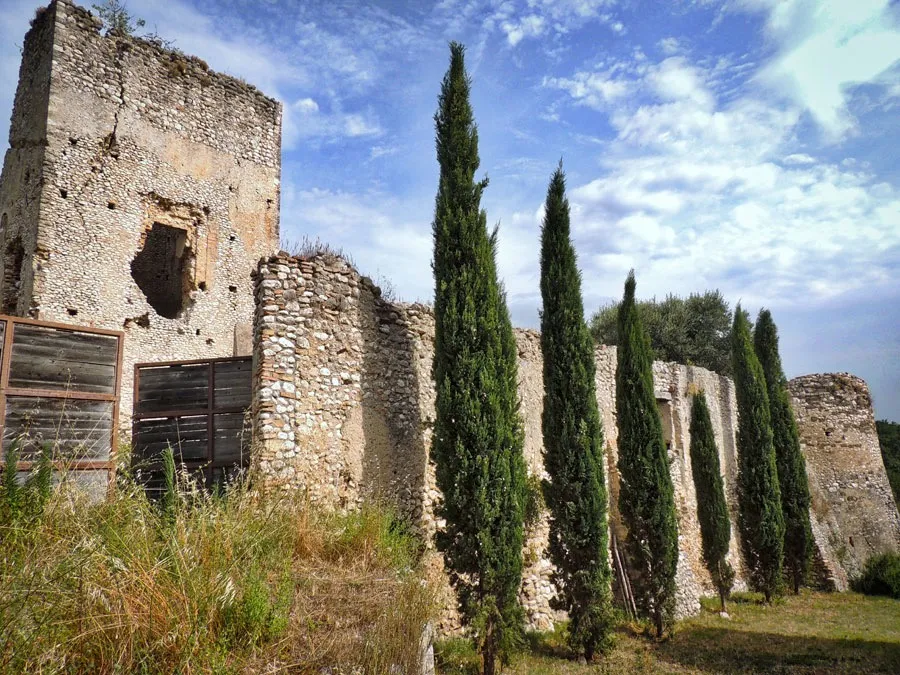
[{"xmin": 0, "ymin": 447, "xmax": 435, "ymax": 674}]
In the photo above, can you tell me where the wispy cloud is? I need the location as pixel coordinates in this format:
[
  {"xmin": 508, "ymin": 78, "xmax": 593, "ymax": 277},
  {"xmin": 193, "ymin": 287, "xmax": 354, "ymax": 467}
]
[
  {"xmin": 727, "ymin": 0, "xmax": 900, "ymax": 139},
  {"xmin": 284, "ymin": 97, "xmax": 382, "ymax": 145},
  {"xmin": 547, "ymin": 44, "xmax": 900, "ymax": 309}
]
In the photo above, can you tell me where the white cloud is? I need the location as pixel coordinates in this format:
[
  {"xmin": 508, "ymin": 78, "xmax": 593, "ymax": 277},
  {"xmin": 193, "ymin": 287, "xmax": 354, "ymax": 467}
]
[
  {"xmin": 782, "ymin": 153, "xmax": 815, "ymax": 165},
  {"xmin": 502, "ymin": 14, "xmax": 546, "ymax": 46},
  {"xmin": 369, "ymin": 144, "xmax": 399, "ymax": 160},
  {"xmin": 294, "ymin": 98, "xmax": 319, "ymax": 114},
  {"xmin": 647, "ymin": 57, "xmax": 714, "ymax": 108},
  {"xmin": 543, "ymin": 69, "xmax": 632, "ymax": 109},
  {"xmin": 284, "ymin": 97, "xmax": 382, "ymax": 144},
  {"xmin": 732, "ymin": 0, "xmax": 900, "ymax": 139},
  {"xmin": 548, "ymin": 50, "xmax": 900, "ymax": 309},
  {"xmin": 657, "ymin": 37, "xmax": 682, "ymax": 55},
  {"xmin": 475, "ymin": 0, "xmax": 620, "ymax": 47}
]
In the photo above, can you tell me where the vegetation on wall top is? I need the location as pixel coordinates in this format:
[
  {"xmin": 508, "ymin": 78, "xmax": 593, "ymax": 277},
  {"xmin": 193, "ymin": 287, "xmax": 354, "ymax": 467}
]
[{"xmin": 590, "ymin": 290, "xmax": 733, "ymax": 376}]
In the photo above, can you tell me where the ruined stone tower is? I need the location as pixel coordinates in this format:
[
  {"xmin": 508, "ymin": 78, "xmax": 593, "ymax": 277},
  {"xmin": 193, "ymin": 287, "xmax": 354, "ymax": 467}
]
[{"xmin": 0, "ymin": 0, "xmax": 282, "ymax": 418}]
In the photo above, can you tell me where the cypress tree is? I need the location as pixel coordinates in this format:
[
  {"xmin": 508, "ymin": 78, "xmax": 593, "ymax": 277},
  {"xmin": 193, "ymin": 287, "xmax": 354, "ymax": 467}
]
[
  {"xmin": 689, "ymin": 391, "xmax": 735, "ymax": 612},
  {"xmin": 539, "ymin": 164, "xmax": 614, "ymax": 658},
  {"xmin": 732, "ymin": 306, "xmax": 784, "ymax": 602},
  {"xmin": 754, "ymin": 309, "xmax": 813, "ymax": 593},
  {"xmin": 431, "ymin": 42, "xmax": 527, "ymax": 674},
  {"xmin": 615, "ymin": 271, "xmax": 679, "ymax": 638}
]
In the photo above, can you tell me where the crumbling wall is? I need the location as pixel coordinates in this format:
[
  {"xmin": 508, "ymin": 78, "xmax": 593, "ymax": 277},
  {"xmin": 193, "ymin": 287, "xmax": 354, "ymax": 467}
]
[
  {"xmin": 0, "ymin": 3, "xmax": 55, "ymax": 317},
  {"xmin": 0, "ymin": 0, "xmax": 281, "ymax": 420},
  {"xmin": 788, "ymin": 374, "xmax": 900, "ymax": 589},
  {"xmin": 252, "ymin": 253, "xmax": 751, "ymax": 631}
]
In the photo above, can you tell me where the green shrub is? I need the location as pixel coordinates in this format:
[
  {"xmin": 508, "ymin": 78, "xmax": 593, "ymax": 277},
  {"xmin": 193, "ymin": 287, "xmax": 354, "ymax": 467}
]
[{"xmin": 851, "ymin": 553, "xmax": 900, "ymax": 599}]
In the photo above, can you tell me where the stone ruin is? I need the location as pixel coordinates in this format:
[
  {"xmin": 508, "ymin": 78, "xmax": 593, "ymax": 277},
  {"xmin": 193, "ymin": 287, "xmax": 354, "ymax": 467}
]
[
  {"xmin": 2, "ymin": 0, "xmax": 899, "ymax": 636},
  {"xmin": 251, "ymin": 253, "xmax": 900, "ymax": 631},
  {"xmin": 0, "ymin": 0, "xmax": 281, "ymax": 419}
]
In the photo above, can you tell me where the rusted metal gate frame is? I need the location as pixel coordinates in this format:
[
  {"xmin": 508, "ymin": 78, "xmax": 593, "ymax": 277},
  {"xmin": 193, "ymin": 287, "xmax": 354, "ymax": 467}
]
[
  {"xmin": 132, "ymin": 355, "xmax": 252, "ymax": 481},
  {"xmin": 0, "ymin": 314, "xmax": 124, "ymax": 478}
]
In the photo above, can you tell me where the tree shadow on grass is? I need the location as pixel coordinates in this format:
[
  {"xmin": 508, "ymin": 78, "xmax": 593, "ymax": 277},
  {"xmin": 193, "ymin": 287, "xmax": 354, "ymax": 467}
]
[{"xmin": 657, "ymin": 625, "xmax": 900, "ymax": 674}]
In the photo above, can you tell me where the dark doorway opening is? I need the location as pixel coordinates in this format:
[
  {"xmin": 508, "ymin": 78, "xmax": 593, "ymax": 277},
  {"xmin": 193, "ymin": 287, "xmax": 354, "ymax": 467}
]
[
  {"xmin": 131, "ymin": 223, "xmax": 194, "ymax": 319},
  {"xmin": 2, "ymin": 232, "xmax": 25, "ymax": 316}
]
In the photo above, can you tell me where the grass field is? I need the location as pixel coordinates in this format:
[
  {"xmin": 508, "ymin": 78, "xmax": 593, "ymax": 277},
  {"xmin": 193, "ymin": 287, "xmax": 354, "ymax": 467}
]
[{"xmin": 436, "ymin": 591, "xmax": 900, "ymax": 674}]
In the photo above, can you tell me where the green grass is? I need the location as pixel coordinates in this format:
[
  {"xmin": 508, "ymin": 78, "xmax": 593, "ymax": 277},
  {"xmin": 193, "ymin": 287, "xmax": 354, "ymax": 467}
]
[{"xmin": 437, "ymin": 591, "xmax": 900, "ymax": 674}]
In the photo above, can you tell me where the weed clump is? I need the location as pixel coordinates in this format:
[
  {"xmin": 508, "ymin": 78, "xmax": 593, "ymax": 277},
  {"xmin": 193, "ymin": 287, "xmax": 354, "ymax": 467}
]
[{"xmin": 0, "ymin": 449, "xmax": 435, "ymax": 674}]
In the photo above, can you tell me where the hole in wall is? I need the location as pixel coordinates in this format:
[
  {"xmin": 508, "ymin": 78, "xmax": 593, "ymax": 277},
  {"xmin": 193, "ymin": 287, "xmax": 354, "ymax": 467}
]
[
  {"xmin": 196, "ymin": 329, "xmax": 201, "ymax": 336},
  {"xmin": 107, "ymin": 201, "xmax": 116, "ymax": 210},
  {"xmin": 229, "ymin": 235, "xmax": 236, "ymax": 242},
  {"xmin": 123, "ymin": 313, "xmax": 150, "ymax": 329},
  {"xmin": 198, "ymin": 281, "xmax": 207, "ymax": 291},
  {"xmin": 69, "ymin": 137, "xmax": 78, "ymax": 146},
  {"xmin": 2, "ymin": 225, "xmax": 25, "ymax": 316},
  {"xmin": 228, "ymin": 285, "xmax": 237, "ymax": 293},
  {"xmin": 59, "ymin": 188, "xmax": 67, "ymax": 199},
  {"xmin": 130, "ymin": 223, "xmax": 195, "ymax": 320},
  {"xmin": 67, "ymin": 308, "xmax": 78, "ymax": 316},
  {"xmin": 206, "ymin": 338, "xmax": 214, "ymax": 345}
]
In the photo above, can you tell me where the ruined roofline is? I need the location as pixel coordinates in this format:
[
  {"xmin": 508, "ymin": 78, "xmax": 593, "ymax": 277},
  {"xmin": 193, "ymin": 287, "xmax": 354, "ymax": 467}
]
[
  {"xmin": 788, "ymin": 372, "xmax": 870, "ymax": 387},
  {"xmin": 40, "ymin": 0, "xmax": 281, "ymax": 116},
  {"xmin": 261, "ymin": 253, "xmax": 868, "ymax": 395},
  {"xmin": 255, "ymin": 250, "xmax": 738, "ymax": 388}
]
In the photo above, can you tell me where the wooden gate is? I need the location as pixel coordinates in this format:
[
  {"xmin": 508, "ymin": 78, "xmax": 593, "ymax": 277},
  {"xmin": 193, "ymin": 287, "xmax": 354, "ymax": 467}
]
[
  {"xmin": 0, "ymin": 315, "xmax": 123, "ymax": 492},
  {"xmin": 131, "ymin": 356, "xmax": 252, "ymax": 492}
]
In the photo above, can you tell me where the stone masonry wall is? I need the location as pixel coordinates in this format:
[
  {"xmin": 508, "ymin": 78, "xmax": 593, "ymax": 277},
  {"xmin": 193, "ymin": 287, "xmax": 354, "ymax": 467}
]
[
  {"xmin": 788, "ymin": 374, "xmax": 900, "ymax": 589},
  {"xmin": 0, "ymin": 0, "xmax": 281, "ymax": 420},
  {"xmin": 252, "ymin": 253, "xmax": 758, "ymax": 633}
]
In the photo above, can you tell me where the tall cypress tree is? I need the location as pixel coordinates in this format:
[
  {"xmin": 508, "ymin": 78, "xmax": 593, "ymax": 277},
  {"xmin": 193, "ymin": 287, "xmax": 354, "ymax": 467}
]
[
  {"xmin": 754, "ymin": 309, "xmax": 813, "ymax": 593},
  {"xmin": 616, "ymin": 271, "xmax": 679, "ymax": 638},
  {"xmin": 689, "ymin": 391, "xmax": 735, "ymax": 612},
  {"xmin": 431, "ymin": 43, "xmax": 527, "ymax": 675},
  {"xmin": 539, "ymin": 165, "xmax": 614, "ymax": 658},
  {"xmin": 732, "ymin": 306, "xmax": 784, "ymax": 602}
]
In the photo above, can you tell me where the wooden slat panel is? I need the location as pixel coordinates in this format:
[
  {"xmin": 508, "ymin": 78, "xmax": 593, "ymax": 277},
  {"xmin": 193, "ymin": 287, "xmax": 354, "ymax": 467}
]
[
  {"xmin": 135, "ymin": 364, "xmax": 209, "ymax": 413},
  {"xmin": 131, "ymin": 356, "xmax": 251, "ymax": 498},
  {"xmin": 214, "ymin": 359, "xmax": 252, "ymax": 409},
  {"xmin": 8, "ymin": 325, "xmax": 118, "ymax": 394},
  {"xmin": 213, "ymin": 413, "xmax": 249, "ymax": 465},
  {"xmin": 3, "ymin": 396, "xmax": 113, "ymax": 461},
  {"xmin": 133, "ymin": 415, "xmax": 208, "ymax": 465}
]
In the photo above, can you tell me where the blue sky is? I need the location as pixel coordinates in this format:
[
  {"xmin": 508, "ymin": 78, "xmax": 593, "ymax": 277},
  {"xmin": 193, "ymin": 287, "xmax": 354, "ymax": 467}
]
[{"xmin": 1, "ymin": 0, "xmax": 899, "ymax": 419}]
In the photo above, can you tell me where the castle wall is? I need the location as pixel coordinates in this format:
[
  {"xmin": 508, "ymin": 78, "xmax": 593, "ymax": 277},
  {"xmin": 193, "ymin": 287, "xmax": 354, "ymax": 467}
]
[
  {"xmin": 252, "ymin": 253, "xmax": 756, "ymax": 632},
  {"xmin": 788, "ymin": 374, "xmax": 900, "ymax": 589},
  {"xmin": 0, "ymin": 0, "xmax": 281, "ymax": 420}
]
